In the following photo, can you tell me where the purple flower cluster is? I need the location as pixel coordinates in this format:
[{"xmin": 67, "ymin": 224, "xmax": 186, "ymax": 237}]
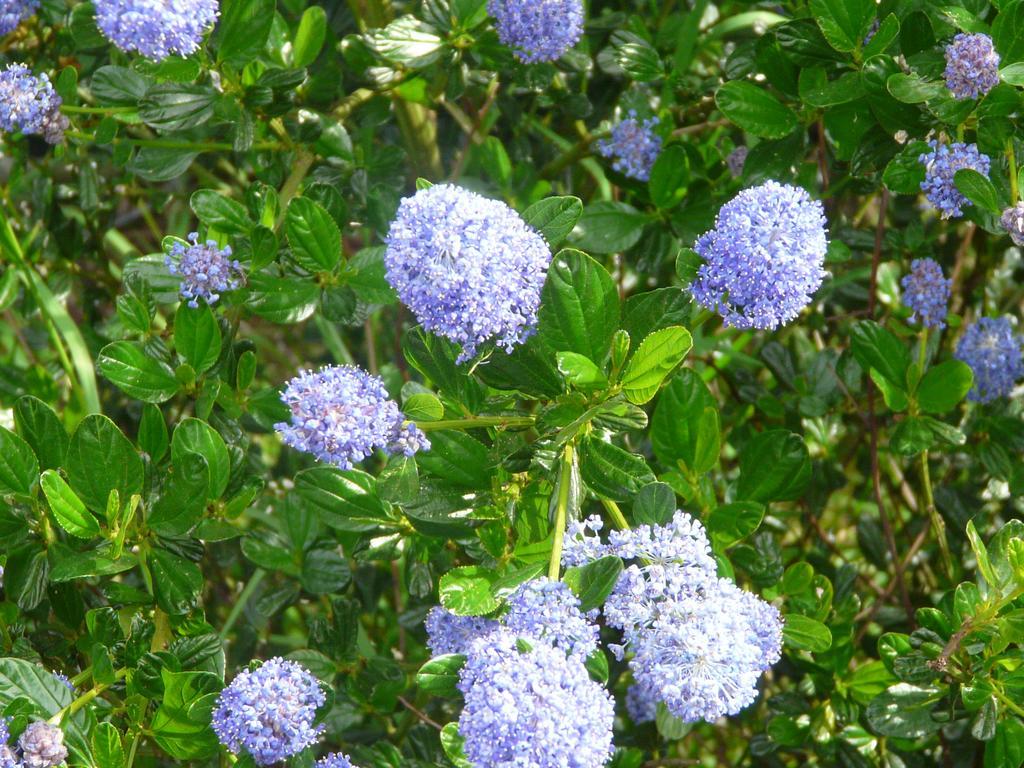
[
  {"xmin": 955, "ymin": 317, "xmax": 1024, "ymax": 403},
  {"xmin": 0, "ymin": 65, "xmax": 67, "ymax": 144},
  {"xmin": 165, "ymin": 233, "xmax": 242, "ymax": 307},
  {"xmin": 1001, "ymin": 203, "xmax": 1024, "ymax": 246},
  {"xmin": 385, "ymin": 184, "xmax": 552, "ymax": 362},
  {"xmin": 919, "ymin": 140, "xmax": 991, "ymax": 219},
  {"xmin": 457, "ymin": 630, "xmax": 614, "ymax": 768},
  {"xmin": 211, "ymin": 657, "xmax": 326, "ymax": 766},
  {"xmin": 563, "ymin": 511, "xmax": 783, "ymax": 723},
  {"xmin": 316, "ymin": 753, "xmax": 359, "ymax": 768},
  {"xmin": 597, "ymin": 112, "xmax": 662, "ymax": 181},
  {"xmin": 0, "ymin": 0, "xmax": 38, "ymax": 36},
  {"xmin": 944, "ymin": 33, "xmax": 1000, "ymax": 100},
  {"xmin": 94, "ymin": 0, "xmax": 219, "ymax": 60},
  {"xmin": 425, "ymin": 606, "xmax": 499, "ymax": 656},
  {"xmin": 487, "ymin": 0, "xmax": 584, "ymax": 63},
  {"xmin": 0, "ymin": 718, "xmax": 16, "ymax": 768},
  {"xmin": 690, "ymin": 181, "xmax": 828, "ymax": 330},
  {"xmin": 503, "ymin": 577, "xmax": 599, "ymax": 658},
  {"xmin": 901, "ymin": 258, "xmax": 951, "ymax": 329},
  {"xmin": 275, "ymin": 365, "xmax": 429, "ymax": 470},
  {"xmin": 17, "ymin": 723, "xmax": 67, "ymax": 768}
]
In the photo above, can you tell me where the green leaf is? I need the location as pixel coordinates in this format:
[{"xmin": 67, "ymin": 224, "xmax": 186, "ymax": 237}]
[
  {"xmin": 245, "ymin": 273, "xmax": 319, "ymax": 324},
  {"xmin": 0, "ymin": 426, "xmax": 38, "ymax": 499},
  {"xmin": 91, "ymin": 65, "xmax": 149, "ymax": 104},
  {"xmin": 707, "ymin": 502, "xmax": 765, "ymax": 547},
  {"xmin": 866, "ymin": 684, "xmax": 943, "ymax": 738},
  {"xmin": 556, "ymin": 351, "xmax": 608, "ymax": 391},
  {"xmin": 783, "ymin": 614, "xmax": 833, "ymax": 652},
  {"xmin": 849, "ymin": 320, "xmax": 910, "ymax": 390},
  {"xmin": 189, "ymin": 189, "xmax": 253, "ymax": 235},
  {"xmin": 439, "ymin": 565, "xmax": 500, "ymax": 616},
  {"xmin": 916, "ymin": 359, "xmax": 973, "ymax": 413},
  {"xmin": 610, "ymin": 31, "xmax": 664, "ymax": 81},
  {"xmin": 993, "ymin": 0, "xmax": 1024, "ymax": 66},
  {"xmin": 148, "ymin": 453, "xmax": 209, "ymax": 536},
  {"xmin": 138, "ymin": 84, "xmax": 216, "ymax": 132},
  {"xmin": 293, "ymin": 5, "xmax": 328, "ymax": 67},
  {"xmin": 295, "ymin": 467, "xmax": 392, "ymax": 532},
  {"xmin": 809, "ymin": 0, "xmax": 875, "ymax": 51},
  {"xmin": 563, "ymin": 556, "xmax": 624, "ymax": 611},
  {"xmin": 633, "ymin": 482, "xmax": 676, "ymax": 526},
  {"xmin": 522, "ymin": 196, "xmax": 583, "ymax": 247},
  {"xmin": 149, "ymin": 549, "xmax": 204, "ymax": 615},
  {"xmin": 41, "ymin": 470, "xmax": 99, "ymax": 538},
  {"xmin": 886, "ymin": 73, "xmax": 944, "ymax": 103},
  {"xmin": 652, "ymin": 370, "xmax": 718, "ymax": 473},
  {"xmin": 579, "ymin": 437, "xmax": 656, "ymax": 502},
  {"xmin": 97, "ymin": 341, "xmax": 179, "ymax": 403},
  {"xmin": 50, "ymin": 550, "xmax": 137, "ymax": 582},
  {"xmin": 216, "ymin": 0, "xmax": 275, "ymax": 64},
  {"xmin": 416, "ymin": 432, "xmax": 493, "ymax": 489},
  {"xmin": 620, "ymin": 327, "xmax": 692, "ymax": 404},
  {"xmin": 441, "ymin": 723, "xmax": 472, "ymax": 768},
  {"xmin": 985, "ymin": 718, "xmax": 1024, "ymax": 768},
  {"xmin": 954, "ymin": 168, "xmax": 1001, "ymax": 213},
  {"xmin": 174, "ymin": 304, "xmax": 222, "ymax": 374},
  {"xmin": 416, "ymin": 654, "xmax": 465, "ymax": 697},
  {"xmin": 66, "ymin": 415, "xmax": 143, "ymax": 514},
  {"xmin": 91, "ymin": 723, "xmax": 125, "ymax": 768},
  {"xmin": 715, "ymin": 81, "xmax": 798, "ymax": 139},
  {"xmin": 286, "ymin": 197, "xmax": 342, "ymax": 272},
  {"xmin": 737, "ymin": 430, "xmax": 811, "ymax": 503},
  {"xmin": 569, "ymin": 202, "xmax": 647, "ymax": 254},
  {"xmin": 171, "ymin": 419, "xmax": 230, "ymax": 499},
  {"xmin": 0, "ymin": 658, "xmax": 92, "ymax": 762},
  {"xmin": 369, "ymin": 15, "xmax": 444, "ymax": 67},
  {"xmin": 538, "ymin": 249, "xmax": 620, "ymax": 364},
  {"xmin": 301, "ymin": 548, "xmax": 351, "ymax": 594},
  {"xmin": 14, "ymin": 396, "xmax": 68, "ymax": 471},
  {"xmin": 648, "ymin": 145, "xmax": 690, "ymax": 209},
  {"xmin": 403, "ymin": 392, "xmax": 444, "ymax": 421},
  {"xmin": 138, "ymin": 403, "xmax": 169, "ymax": 462},
  {"xmin": 150, "ymin": 670, "xmax": 221, "ymax": 760}
]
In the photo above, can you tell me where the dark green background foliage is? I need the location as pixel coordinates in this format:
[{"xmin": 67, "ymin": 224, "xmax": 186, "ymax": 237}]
[{"xmin": 0, "ymin": 0, "xmax": 1023, "ymax": 767}]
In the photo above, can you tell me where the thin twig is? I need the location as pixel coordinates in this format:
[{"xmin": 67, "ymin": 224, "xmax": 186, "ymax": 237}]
[{"xmin": 398, "ymin": 697, "xmax": 443, "ymax": 730}]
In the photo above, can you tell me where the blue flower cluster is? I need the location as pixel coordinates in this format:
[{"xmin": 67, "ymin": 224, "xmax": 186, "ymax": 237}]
[
  {"xmin": 0, "ymin": 0, "xmax": 37, "ymax": 36},
  {"xmin": 944, "ymin": 33, "xmax": 1000, "ymax": 100},
  {"xmin": 563, "ymin": 511, "xmax": 783, "ymax": 723},
  {"xmin": 425, "ymin": 606, "xmax": 499, "ymax": 655},
  {"xmin": 487, "ymin": 0, "xmax": 584, "ymax": 63},
  {"xmin": 0, "ymin": 718, "xmax": 15, "ymax": 768},
  {"xmin": 165, "ymin": 233, "xmax": 242, "ymax": 308},
  {"xmin": 94, "ymin": 0, "xmax": 219, "ymax": 60},
  {"xmin": 690, "ymin": 181, "xmax": 828, "ymax": 330},
  {"xmin": 15, "ymin": 722, "xmax": 67, "ymax": 768},
  {"xmin": 1001, "ymin": 203, "xmax": 1024, "ymax": 246},
  {"xmin": 0, "ymin": 65, "xmax": 67, "ymax": 144},
  {"xmin": 597, "ymin": 112, "xmax": 662, "ymax": 181},
  {"xmin": 457, "ymin": 630, "xmax": 614, "ymax": 768},
  {"xmin": 504, "ymin": 577, "xmax": 599, "ymax": 658},
  {"xmin": 901, "ymin": 258, "xmax": 951, "ymax": 329},
  {"xmin": 385, "ymin": 184, "xmax": 552, "ymax": 362},
  {"xmin": 211, "ymin": 657, "xmax": 326, "ymax": 766},
  {"xmin": 317, "ymin": 753, "xmax": 359, "ymax": 768},
  {"xmin": 919, "ymin": 140, "xmax": 991, "ymax": 219},
  {"xmin": 955, "ymin": 317, "xmax": 1024, "ymax": 403},
  {"xmin": 275, "ymin": 365, "xmax": 429, "ymax": 470}
]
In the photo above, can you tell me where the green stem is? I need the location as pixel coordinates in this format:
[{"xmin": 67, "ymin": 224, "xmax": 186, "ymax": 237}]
[
  {"xmin": 49, "ymin": 668, "xmax": 126, "ymax": 725},
  {"xmin": 219, "ymin": 569, "xmax": 266, "ymax": 640},
  {"xmin": 920, "ymin": 450, "xmax": 953, "ymax": 579},
  {"xmin": 69, "ymin": 666, "xmax": 93, "ymax": 688},
  {"xmin": 64, "ymin": 129, "xmax": 283, "ymax": 153},
  {"xmin": 1008, "ymin": 138, "xmax": 1019, "ymax": 202},
  {"xmin": 549, "ymin": 444, "xmax": 575, "ymax": 581},
  {"xmin": 600, "ymin": 499, "xmax": 630, "ymax": 531},
  {"xmin": 126, "ymin": 731, "xmax": 141, "ymax": 768},
  {"xmin": 540, "ymin": 134, "xmax": 595, "ymax": 179},
  {"xmin": 61, "ymin": 104, "xmax": 136, "ymax": 115},
  {"xmin": 993, "ymin": 686, "xmax": 1024, "ymax": 719},
  {"xmin": 415, "ymin": 416, "xmax": 536, "ymax": 432},
  {"xmin": 275, "ymin": 149, "xmax": 315, "ymax": 228}
]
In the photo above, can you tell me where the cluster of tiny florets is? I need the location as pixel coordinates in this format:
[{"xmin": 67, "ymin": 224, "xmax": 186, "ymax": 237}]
[
  {"xmin": 316, "ymin": 753, "xmax": 360, "ymax": 768},
  {"xmin": 487, "ymin": 0, "xmax": 584, "ymax": 63},
  {"xmin": 0, "ymin": 65, "xmax": 67, "ymax": 144},
  {"xmin": 955, "ymin": 317, "xmax": 1024, "ymax": 403},
  {"xmin": 384, "ymin": 184, "xmax": 552, "ymax": 362},
  {"xmin": 504, "ymin": 577, "xmax": 599, "ymax": 658},
  {"xmin": 93, "ymin": 0, "xmax": 219, "ymax": 60},
  {"xmin": 211, "ymin": 657, "xmax": 326, "ymax": 767},
  {"xmin": 457, "ymin": 630, "xmax": 614, "ymax": 768},
  {"xmin": 425, "ymin": 607, "xmax": 499, "ymax": 656},
  {"xmin": 919, "ymin": 140, "xmax": 991, "ymax": 219},
  {"xmin": 1000, "ymin": 203, "xmax": 1024, "ymax": 246},
  {"xmin": 597, "ymin": 112, "xmax": 662, "ymax": 181},
  {"xmin": 17, "ymin": 722, "xmax": 67, "ymax": 768},
  {"xmin": 564, "ymin": 511, "xmax": 783, "ymax": 724},
  {"xmin": 690, "ymin": 181, "xmax": 828, "ymax": 330},
  {"xmin": 275, "ymin": 365, "xmax": 429, "ymax": 470},
  {"xmin": 0, "ymin": 718, "xmax": 16, "ymax": 768},
  {"xmin": 944, "ymin": 33, "xmax": 1000, "ymax": 100},
  {"xmin": 0, "ymin": 0, "xmax": 38, "ymax": 36},
  {"xmin": 901, "ymin": 258, "xmax": 951, "ymax": 329},
  {"xmin": 165, "ymin": 233, "xmax": 242, "ymax": 308},
  {"xmin": 52, "ymin": 672, "xmax": 74, "ymax": 692}
]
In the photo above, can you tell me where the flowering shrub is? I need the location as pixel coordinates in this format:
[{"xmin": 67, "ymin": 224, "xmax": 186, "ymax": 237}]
[{"xmin": 1, "ymin": 1, "xmax": 1024, "ymax": 767}]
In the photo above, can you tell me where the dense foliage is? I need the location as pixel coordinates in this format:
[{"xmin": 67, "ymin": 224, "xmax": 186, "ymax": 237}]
[{"xmin": 0, "ymin": 0, "xmax": 1023, "ymax": 767}]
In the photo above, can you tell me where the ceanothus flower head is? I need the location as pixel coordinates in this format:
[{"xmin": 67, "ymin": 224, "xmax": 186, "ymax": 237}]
[
  {"xmin": 629, "ymin": 579, "xmax": 782, "ymax": 723},
  {"xmin": 18, "ymin": 722, "xmax": 67, "ymax": 768},
  {"xmin": 94, "ymin": 0, "xmax": 219, "ymax": 61},
  {"xmin": 1000, "ymin": 202, "xmax": 1024, "ymax": 246},
  {"xmin": 919, "ymin": 140, "xmax": 991, "ymax": 219},
  {"xmin": 625, "ymin": 682, "xmax": 658, "ymax": 724},
  {"xmin": 487, "ymin": 0, "xmax": 584, "ymax": 63},
  {"xmin": 275, "ymin": 365, "xmax": 429, "ymax": 470},
  {"xmin": 955, "ymin": 317, "xmax": 1024, "ymax": 403},
  {"xmin": 316, "ymin": 753, "xmax": 360, "ymax": 768},
  {"xmin": 0, "ymin": 0, "xmax": 38, "ymax": 36},
  {"xmin": 0, "ymin": 65, "xmax": 67, "ymax": 144},
  {"xmin": 690, "ymin": 181, "xmax": 828, "ymax": 330},
  {"xmin": 597, "ymin": 111, "xmax": 662, "ymax": 181},
  {"xmin": 211, "ymin": 657, "xmax": 326, "ymax": 767},
  {"xmin": 384, "ymin": 184, "xmax": 552, "ymax": 362},
  {"xmin": 457, "ymin": 630, "xmax": 614, "ymax": 768},
  {"xmin": 52, "ymin": 672, "xmax": 75, "ymax": 692},
  {"xmin": 944, "ymin": 33, "xmax": 1000, "ymax": 100},
  {"xmin": 165, "ymin": 232, "xmax": 242, "ymax": 308},
  {"xmin": 503, "ymin": 577, "xmax": 599, "ymax": 658},
  {"xmin": 901, "ymin": 258, "xmax": 951, "ymax": 329},
  {"xmin": 424, "ymin": 606, "xmax": 499, "ymax": 656}
]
